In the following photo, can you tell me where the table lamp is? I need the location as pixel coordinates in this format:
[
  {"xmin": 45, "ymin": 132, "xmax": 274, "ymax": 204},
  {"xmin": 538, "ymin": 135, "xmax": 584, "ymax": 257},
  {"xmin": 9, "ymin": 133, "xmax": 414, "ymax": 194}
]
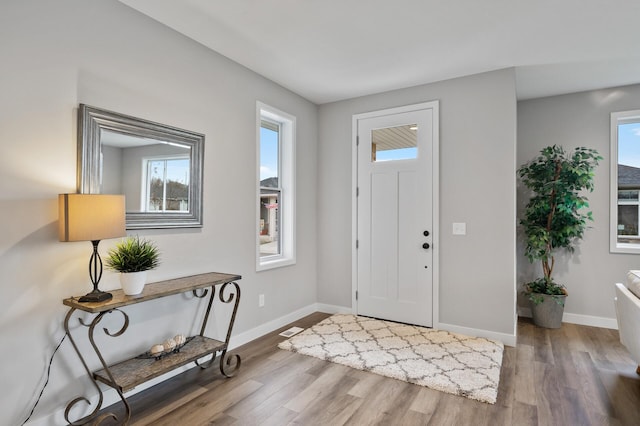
[{"xmin": 59, "ymin": 194, "xmax": 126, "ymax": 302}]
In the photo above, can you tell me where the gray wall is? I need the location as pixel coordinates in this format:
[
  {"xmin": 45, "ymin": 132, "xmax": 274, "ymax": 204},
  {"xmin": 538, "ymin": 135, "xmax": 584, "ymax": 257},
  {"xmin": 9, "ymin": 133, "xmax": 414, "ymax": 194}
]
[
  {"xmin": 317, "ymin": 68, "xmax": 518, "ymax": 336},
  {"xmin": 101, "ymin": 145, "xmax": 123, "ymax": 195},
  {"xmin": 517, "ymin": 84, "xmax": 640, "ymax": 320},
  {"xmin": 0, "ymin": 1, "xmax": 317, "ymax": 424}
]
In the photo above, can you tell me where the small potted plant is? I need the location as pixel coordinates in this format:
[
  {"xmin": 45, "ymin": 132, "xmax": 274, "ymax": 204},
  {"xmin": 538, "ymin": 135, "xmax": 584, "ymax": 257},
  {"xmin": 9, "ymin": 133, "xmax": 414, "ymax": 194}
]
[
  {"xmin": 518, "ymin": 145, "xmax": 601, "ymax": 328},
  {"xmin": 105, "ymin": 236, "xmax": 160, "ymax": 295}
]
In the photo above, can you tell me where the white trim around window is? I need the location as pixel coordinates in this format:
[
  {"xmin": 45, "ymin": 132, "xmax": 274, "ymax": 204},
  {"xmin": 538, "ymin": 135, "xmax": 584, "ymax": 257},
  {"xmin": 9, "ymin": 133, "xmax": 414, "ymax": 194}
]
[
  {"xmin": 610, "ymin": 109, "xmax": 640, "ymax": 253},
  {"xmin": 256, "ymin": 102, "xmax": 296, "ymax": 271}
]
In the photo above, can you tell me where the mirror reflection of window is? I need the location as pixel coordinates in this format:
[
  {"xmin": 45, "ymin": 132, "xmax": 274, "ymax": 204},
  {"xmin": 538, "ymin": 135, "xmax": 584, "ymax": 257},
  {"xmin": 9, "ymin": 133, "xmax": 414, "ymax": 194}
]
[
  {"xmin": 145, "ymin": 157, "xmax": 190, "ymax": 212},
  {"xmin": 100, "ymin": 129, "xmax": 191, "ymax": 213}
]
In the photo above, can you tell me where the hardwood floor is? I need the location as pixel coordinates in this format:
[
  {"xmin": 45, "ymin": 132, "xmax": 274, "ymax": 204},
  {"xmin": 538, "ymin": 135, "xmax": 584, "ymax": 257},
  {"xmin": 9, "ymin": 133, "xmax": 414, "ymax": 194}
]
[{"xmin": 103, "ymin": 313, "xmax": 640, "ymax": 425}]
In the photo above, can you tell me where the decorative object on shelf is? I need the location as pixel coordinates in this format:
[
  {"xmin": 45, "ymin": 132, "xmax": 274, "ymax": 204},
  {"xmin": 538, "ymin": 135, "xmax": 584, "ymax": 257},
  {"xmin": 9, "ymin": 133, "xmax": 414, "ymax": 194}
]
[
  {"xmin": 518, "ymin": 145, "xmax": 601, "ymax": 328},
  {"xmin": 139, "ymin": 334, "xmax": 193, "ymax": 360},
  {"xmin": 104, "ymin": 235, "xmax": 160, "ymax": 295},
  {"xmin": 150, "ymin": 344, "xmax": 165, "ymax": 357},
  {"xmin": 163, "ymin": 337, "xmax": 176, "ymax": 352},
  {"xmin": 174, "ymin": 333, "xmax": 186, "ymax": 346},
  {"xmin": 58, "ymin": 193, "xmax": 126, "ymax": 303}
]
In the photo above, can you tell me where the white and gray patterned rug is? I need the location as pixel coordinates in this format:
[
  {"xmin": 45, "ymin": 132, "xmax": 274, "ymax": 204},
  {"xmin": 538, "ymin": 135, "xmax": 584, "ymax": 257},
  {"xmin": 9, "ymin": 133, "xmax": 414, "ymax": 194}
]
[{"xmin": 278, "ymin": 314, "xmax": 504, "ymax": 404}]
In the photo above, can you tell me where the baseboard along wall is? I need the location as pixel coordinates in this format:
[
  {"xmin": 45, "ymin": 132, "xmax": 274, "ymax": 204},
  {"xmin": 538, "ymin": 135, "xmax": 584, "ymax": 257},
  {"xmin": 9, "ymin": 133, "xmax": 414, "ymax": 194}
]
[{"xmin": 517, "ymin": 306, "xmax": 618, "ymax": 330}]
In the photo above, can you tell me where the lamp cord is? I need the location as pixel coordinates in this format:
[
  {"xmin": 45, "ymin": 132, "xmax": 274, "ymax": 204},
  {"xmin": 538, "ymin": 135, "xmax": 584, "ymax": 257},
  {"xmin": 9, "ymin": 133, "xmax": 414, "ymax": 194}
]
[{"xmin": 21, "ymin": 332, "xmax": 67, "ymax": 425}]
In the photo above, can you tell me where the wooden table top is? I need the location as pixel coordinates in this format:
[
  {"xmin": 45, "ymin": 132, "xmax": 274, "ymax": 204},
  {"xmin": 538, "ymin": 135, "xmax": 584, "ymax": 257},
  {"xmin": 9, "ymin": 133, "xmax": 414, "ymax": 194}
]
[{"xmin": 63, "ymin": 272, "xmax": 241, "ymax": 313}]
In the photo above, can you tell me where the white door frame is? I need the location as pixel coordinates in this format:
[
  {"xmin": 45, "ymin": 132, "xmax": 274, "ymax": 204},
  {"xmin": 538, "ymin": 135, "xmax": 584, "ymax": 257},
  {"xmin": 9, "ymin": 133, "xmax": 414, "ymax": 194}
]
[{"xmin": 351, "ymin": 101, "xmax": 439, "ymax": 328}]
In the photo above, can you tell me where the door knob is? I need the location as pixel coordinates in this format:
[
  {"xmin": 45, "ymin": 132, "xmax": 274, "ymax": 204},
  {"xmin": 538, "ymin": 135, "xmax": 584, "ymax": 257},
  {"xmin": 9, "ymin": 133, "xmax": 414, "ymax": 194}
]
[
  {"xmin": 422, "ymin": 243, "xmax": 430, "ymax": 249},
  {"xmin": 423, "ymin": 230, "xmax": 430, "ymax": 237}
]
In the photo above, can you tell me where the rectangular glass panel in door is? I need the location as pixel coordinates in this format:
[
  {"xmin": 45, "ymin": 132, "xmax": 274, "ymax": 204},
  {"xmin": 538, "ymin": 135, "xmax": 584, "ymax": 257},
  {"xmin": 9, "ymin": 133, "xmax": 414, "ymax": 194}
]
[{"xmin": 371, "ymin": 124, "xmax": 418, "ymax": 162}]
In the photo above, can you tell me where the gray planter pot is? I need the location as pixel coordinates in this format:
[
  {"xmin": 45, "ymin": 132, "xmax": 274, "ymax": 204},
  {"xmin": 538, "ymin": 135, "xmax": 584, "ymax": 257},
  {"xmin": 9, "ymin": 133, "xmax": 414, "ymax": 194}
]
[{"xmin": 530, "ymin": 293, "xmax": 567, "ymax": 328}]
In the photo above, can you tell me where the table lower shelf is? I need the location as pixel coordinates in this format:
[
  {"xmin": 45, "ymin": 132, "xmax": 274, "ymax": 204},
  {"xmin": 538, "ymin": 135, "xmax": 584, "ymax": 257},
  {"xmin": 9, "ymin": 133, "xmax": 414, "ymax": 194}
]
[{"xmin": 93, "ymin": 336, "xmax": 225, "ymax": 393}]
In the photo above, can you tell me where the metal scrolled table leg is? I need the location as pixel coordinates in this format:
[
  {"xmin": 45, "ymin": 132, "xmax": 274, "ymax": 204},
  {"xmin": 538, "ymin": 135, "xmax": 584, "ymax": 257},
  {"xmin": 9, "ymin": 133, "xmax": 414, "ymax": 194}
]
[
  {"xmin": 63, "ymin": 308, "xmax": 127, "ymax": 425},
  {"xmin": 194, "ymin": 286, "xmax": 218, "ymax": 369},
  {"xmin": 218, "ymin": 281, "xmax": 241, "ymax": 377}
]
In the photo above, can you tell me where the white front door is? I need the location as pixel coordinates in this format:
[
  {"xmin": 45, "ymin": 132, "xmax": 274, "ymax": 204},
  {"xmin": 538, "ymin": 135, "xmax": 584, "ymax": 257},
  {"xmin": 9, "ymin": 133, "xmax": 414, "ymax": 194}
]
[{"xmin": 355, "ymin": 102, "xmax": 438, "ymax": 327}]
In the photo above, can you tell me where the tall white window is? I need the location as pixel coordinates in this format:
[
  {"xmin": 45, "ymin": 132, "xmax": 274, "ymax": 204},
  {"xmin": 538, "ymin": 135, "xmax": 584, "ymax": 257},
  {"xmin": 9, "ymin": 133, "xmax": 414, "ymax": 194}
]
[
  {"xmin": 257, "ymin": 103, "xmax": 295, "ymax": 270},
  {"xmin": 611, "ymin": 110, "xmax": 640, "ymax": 253}
]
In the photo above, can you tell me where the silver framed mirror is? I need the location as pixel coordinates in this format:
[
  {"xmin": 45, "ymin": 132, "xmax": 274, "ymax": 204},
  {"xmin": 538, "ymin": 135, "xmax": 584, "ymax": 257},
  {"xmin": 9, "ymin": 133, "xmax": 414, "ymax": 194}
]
[{"xmin": 78, "ymin": 104, "xmax": 204, "ymax": 229}]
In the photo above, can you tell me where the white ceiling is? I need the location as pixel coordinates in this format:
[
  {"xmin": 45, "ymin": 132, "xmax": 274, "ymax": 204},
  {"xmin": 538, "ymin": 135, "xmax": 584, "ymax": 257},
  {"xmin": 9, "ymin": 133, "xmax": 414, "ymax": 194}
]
[{"xmin": 119, "ymin": 0, "xmax": 640, "ymax": 105}]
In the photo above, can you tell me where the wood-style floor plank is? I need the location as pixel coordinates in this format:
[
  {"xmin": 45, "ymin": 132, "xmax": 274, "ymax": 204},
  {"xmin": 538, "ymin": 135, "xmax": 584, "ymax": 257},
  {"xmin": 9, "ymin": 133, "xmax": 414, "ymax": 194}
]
[
  {"xmin": 512, "ymin": 401, "xmax": 538, "ymax": 425},
  {"xmin": 99, "ymin": 314, "xmax": 640, "ymax": 426},
  {"xmin": 515, "ymin": 343, "xmax": 536, "ymax": 406}
]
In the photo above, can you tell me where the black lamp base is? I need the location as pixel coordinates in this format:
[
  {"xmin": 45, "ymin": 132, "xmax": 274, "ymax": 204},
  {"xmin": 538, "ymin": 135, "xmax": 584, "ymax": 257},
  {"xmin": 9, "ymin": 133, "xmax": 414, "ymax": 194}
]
[
  {"xmin": 78, "ymin": 289, "xmax": 113, "ymax": 303},
  {"xmin": 78, "ymin": 240, "xmax": 112, "ymax": 303}
]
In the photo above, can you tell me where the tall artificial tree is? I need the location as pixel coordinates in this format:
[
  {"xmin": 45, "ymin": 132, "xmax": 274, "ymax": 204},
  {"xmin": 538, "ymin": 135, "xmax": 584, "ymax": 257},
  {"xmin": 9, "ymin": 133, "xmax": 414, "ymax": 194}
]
[{"xmin": 518, "ymin": 145, "xmax": 601, "ymax": 303}]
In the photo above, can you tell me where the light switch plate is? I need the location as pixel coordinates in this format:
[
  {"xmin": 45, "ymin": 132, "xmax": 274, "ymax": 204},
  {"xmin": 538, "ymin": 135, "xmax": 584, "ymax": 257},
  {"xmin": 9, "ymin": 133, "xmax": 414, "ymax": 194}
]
[{"xmin": 453, "ymin": 222, "xmax": 466, "ymax": 235}]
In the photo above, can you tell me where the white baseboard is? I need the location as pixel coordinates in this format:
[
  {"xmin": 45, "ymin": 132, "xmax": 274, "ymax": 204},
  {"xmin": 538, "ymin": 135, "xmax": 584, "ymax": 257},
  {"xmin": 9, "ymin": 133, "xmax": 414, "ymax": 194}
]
[
  {"xmin": 229, "ymin": 304, "xmax": 318, "ymax": 348},
  {"xmin": 517, "ymin": 306, "xmax": 618, "ymax": 330},
  {"xmin": 229, "ymin": 303, "xmax": 351, "ymax": 348},
  {"xmin": 315, "ymin": 303, "xmax": 353, "ymax": 314},
  {"xmin": 438, "ymin": 322, "xmax": 517, "ymax": 347},
  {"xmin": 28, "ymin": 302, "xmax": 344, "ymax": 426}
]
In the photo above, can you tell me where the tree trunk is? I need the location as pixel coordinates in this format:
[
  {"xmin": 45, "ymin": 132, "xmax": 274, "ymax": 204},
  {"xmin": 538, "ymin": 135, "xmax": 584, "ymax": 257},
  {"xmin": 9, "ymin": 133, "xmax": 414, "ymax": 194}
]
[{"xmin": 543, "ymin": 161, "xmax": 562, "ymax": 282}]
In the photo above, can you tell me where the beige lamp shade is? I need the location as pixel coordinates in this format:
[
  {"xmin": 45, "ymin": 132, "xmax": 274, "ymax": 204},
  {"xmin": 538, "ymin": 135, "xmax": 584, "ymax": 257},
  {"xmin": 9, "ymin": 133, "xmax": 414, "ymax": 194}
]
[{"xmin": 59, "ymin": 194, "xmax": 126, "ymax": 242}]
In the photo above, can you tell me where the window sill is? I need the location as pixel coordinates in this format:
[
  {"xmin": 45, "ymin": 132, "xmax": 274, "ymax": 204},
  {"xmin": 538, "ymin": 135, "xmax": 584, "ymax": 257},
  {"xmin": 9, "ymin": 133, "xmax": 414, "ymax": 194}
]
[
  {"xmin": 257, "ymin": 257, "xmax": 296, "ymax": 272},
  {"xmin": 611, "ymin": 242, "xmax": 640, "ymax": 254}
]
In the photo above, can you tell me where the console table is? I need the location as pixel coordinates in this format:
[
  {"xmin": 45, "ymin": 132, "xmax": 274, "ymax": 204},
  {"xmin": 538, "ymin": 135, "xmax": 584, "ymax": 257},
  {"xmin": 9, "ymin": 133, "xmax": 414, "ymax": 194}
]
[{"xmin": 62, "ymin": 272, "xmax": 241, "ymax": 425}]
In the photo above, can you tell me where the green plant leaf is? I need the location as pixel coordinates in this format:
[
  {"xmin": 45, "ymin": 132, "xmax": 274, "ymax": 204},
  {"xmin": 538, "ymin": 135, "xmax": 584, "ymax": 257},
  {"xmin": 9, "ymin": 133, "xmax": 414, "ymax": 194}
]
[
  {"xmin": 518, "ymin": 145, "xmax": 600, "ymax": 284},
  {"xmin": 105, "ymin": 236, "xmax": 161, "ymax": 273}
]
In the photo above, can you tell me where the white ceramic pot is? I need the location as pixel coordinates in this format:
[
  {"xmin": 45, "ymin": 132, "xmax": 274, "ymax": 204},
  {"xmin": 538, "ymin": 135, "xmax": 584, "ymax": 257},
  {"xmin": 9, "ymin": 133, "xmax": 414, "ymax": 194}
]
[{"xmin": 120, "ymin": 271, "xmax": 147, "ymax": 295}]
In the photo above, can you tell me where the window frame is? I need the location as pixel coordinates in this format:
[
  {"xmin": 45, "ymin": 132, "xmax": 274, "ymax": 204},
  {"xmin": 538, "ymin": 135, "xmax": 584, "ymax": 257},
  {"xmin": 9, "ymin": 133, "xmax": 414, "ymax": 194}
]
[
  {"xmin": 256, "ymin": 102, "xmax": 296, "ymax": 271},
  {"xmin": 610, "ymin": 109, "xmax": 640, "ymax": 253}
]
